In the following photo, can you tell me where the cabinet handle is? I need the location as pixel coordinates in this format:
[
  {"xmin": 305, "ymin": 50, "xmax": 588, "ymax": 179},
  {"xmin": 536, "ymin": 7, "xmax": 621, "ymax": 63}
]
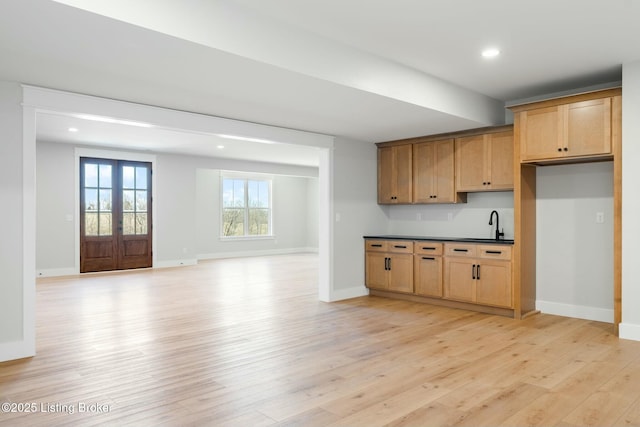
[
  {"xmin": 472, "ymin": 264, "xmax": 476, "ymax": 279},
  {"xmin": 394, "ymin": 245, "xmax": 407, "ymax": 249},
  {"xmin": 477, "ymin": 265, "xmax": 481, "ymax": 280},
  {"xmin": 422, "ymin": 257, "xmax": 435, "ymax": 260},
  {"xmin": 486, "ymin": 250, "xmax": 502, "ymax": 254},
  {"xmin": 557, "ymin": 148, "xmax": 562, "ymax": 152},
  {"xmin": 388, "ymin": 258, "xmax": 392, "ymax": 270},
  {"xmin": 564, "ymin": 147, "xmax": 568, "ymax": 151},
  {"xmin": 422, "ymin": 247, "xmax": 436, "ymax": 250},
  {"xmin": 384, "ymin": 257, "xmax": 389, "ymax": 270},
  {"xmin": 371, "ymin": 244, "xmax": 383, "ymax": 247},
  {"xmin": 453, "ymin": 248, "xmax": 468, "ymax": 252}
]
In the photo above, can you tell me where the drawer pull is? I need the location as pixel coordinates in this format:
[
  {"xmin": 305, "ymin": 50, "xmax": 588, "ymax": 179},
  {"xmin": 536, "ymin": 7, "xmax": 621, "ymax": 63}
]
[
  {"xmin": 371, "ymin": 244, "xmax": 383, "ymax": 247},
  {"xmin": 422, "ymin": 257, "xmax": 435, "ymax": 260},
  {"xmin": 422, "ymin": 247, "xmax": 436, "ymax": 250},
  {"xmin": 486, "ymin": 250, "xmax": 502, "ymax": 254},
  {"xmin": 453, "ymin": 248, "xmax": 468, "ymax": 252},
  {"xmin": 394, "ymin": 245, "xmax": 407, "ymax": 249}
]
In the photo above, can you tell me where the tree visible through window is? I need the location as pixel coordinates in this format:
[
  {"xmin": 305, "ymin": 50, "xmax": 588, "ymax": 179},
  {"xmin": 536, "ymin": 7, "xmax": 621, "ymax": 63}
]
[{"xmin": 222, "ymin": 177, "xmax": 271, "ymax": 237}]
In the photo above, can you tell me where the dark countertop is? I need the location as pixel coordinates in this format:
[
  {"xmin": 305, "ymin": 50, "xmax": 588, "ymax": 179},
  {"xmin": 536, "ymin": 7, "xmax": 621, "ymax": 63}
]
[{"xmin": 363, "ymin": 235, "xmax": 514, "ymax": 245}]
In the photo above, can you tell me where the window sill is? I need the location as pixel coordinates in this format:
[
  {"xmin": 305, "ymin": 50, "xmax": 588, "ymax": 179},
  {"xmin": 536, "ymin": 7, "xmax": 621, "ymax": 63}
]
[{"xmin": 219, "ymin": 235, "xmax": 276, "ymax": 242}]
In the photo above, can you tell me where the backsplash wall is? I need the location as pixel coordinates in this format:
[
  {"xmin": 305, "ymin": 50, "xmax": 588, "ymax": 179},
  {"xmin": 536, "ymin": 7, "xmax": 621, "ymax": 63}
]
[{"xmin": 384, "ymin": 191, "xmax": 514, "ymax": 239}]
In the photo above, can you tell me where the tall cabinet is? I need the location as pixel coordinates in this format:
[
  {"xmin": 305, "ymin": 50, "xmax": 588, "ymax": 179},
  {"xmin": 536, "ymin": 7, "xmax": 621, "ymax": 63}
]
[{"xmin": 509, "ymin": 87, "xmax": 622, "ymax": 327}]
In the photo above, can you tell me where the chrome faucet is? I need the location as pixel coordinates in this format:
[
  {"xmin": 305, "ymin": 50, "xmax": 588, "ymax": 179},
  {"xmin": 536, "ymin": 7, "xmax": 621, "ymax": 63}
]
[{"xmin": 489, "ymin": 210, "xmax": 504, "ymax": 240}]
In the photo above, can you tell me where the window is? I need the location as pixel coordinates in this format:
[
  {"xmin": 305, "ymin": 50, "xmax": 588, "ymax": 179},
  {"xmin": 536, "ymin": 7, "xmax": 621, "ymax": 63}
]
[{"xmin": 222, "ymin": 175, "xmax": 272, "ymax": 237}]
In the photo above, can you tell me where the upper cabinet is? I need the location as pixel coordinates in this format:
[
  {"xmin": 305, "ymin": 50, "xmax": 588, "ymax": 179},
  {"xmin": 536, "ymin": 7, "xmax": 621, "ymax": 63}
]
[
  {"xmin": 378, "ymin": 144, "xmax": 412, "ymax": 204},
  {"xmin": 455, "ymin": 129, "xmax": 514, "ymax": 192},
  {"xmin": 377, "ymin": 125, "xmax": 513, "ymax": 205},
  {"xmin": 512, "ymin": 89, "xmax": 621, "ymax": 164},
  {"xmin": 413, "ymin": 139, "xmax": 458, "ymax": 203}
]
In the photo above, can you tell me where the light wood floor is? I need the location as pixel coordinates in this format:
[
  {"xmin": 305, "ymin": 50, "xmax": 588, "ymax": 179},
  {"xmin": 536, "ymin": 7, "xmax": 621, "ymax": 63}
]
[{"xmin": 2, "ymin": 254, "xmax": 640, "ymax": 426}]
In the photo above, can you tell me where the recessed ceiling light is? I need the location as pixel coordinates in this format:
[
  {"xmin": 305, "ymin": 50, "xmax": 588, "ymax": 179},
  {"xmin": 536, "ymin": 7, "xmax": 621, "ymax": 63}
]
[
  {"xmin": 482, "ymin": 48, "xmax": 501, "ymax": 58},
  {"xmin": 217, "ymin": 145, "xmax": 225, "ymax": 149},
  {"xmin": 68, "ymin": 127, "xmax": 79, "ymax": 132}
]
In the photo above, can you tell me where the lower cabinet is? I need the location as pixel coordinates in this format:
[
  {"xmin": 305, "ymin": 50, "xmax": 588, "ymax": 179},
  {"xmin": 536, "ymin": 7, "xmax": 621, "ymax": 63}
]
[
  {"xmin": 365, "ymin": 240, "xmax": 414, "ymax": 293},
  {"xmin": 414, "ymin": 242, "xmax": 443, "ymax": 297},
  {"xmin": 365, "ymin": 239, "xmax": 514, "ymax": 315},
  {"xmin": 443, "ymin": 243, "xmax": 513, "ymax": 308}
]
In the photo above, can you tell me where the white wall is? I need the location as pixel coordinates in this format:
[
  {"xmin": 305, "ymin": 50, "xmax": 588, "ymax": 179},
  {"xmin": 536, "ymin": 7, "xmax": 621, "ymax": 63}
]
[
  {"xmin": 36, "ymin": 142, "xmax": 77, "ymax": 275},
  {"xmin": 536, "ymin": 162, "xmax": 614, "ymax": 322},
  {"xmin": 195, "ymin": 169, "xmax": 318, "ymax": 259},
  {"xmin": 386, "ymin": 192, "xmax": 514, "ymax": 239},
  {"xmin": 0, "ymin": 82, "xmax": 25, "ymax": 348},
  {"xmin": 154, "ymin": 152, "xmax": 197, "ymax": 266},
  {"xmin": 307, "ymin": 177, "xmax": 319, "ymax": 248},
  {"xmin": 331, "ymin": 136, "xmax": 388, "ymax": 297},
  {"xmin": 621, "ymin": 60, "xmax": 640, "ymax": 340},
  {"xmin": 36, "ymin": 141, "xmax": 319, "ymax": 273}
]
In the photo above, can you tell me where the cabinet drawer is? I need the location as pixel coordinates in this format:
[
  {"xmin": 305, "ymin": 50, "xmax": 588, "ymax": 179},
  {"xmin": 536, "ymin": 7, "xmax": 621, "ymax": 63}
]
[
  {"xmin": 388, "ymin": 241, "xmax": 414, "ymax": 254},
  {"xmin": 365, "ymin": 240, "xmax": 388, "ymax": 252},
  {"xmin": 478, "ymin": 245, "xmax": 512, "ymax": 260},
  {"xmin": 444, "ymin": 243, "xmax": 477, "ymax": 257},
  {"xmin": 414, "ymin": 242, "xmax": 443, "ymax": 256}
]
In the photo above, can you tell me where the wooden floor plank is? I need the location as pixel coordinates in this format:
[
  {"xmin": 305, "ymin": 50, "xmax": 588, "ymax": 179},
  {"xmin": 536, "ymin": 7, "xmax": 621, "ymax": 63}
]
[{"xmin": 2, "ymin": 254, "xmax": 640, "ymax": 426}]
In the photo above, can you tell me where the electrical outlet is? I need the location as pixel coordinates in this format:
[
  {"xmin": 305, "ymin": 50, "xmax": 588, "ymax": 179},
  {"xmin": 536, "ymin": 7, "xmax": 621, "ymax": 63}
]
[
  {"xmin": 447, "ymin": 212, "xmax": 453, "ymax": 221},
  {"xmin": 416, "ymin": 213, "xmax": 422, "ymax": 221},
  {"xmin": 596, "ymin": 212, "xmax": 604, "ymax": 224}
]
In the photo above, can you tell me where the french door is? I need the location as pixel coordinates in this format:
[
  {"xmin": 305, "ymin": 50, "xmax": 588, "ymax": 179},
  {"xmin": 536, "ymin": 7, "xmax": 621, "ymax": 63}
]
[{"xmin": 80, "ymin": 158, "xmax": 152, "ymax": 273}]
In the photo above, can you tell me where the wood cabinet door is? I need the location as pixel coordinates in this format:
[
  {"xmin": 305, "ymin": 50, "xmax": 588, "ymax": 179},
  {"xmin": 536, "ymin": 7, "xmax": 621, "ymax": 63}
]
[
  {"xmin": 455, "ymin": 135, "xmax": 486, "ymax": 192},
  {"xmin": 414, "ymin": 255, "xmax": 442, "ymax": 297},
  {"xmin": 434, "ymin": 139, "xmax": 455, "ymax": 202},
  {"xmin": 413, "ymin": 142, "xmax": 435, "ymax": 203},
  {"xmin": 565, "ymin": 98, "xmax": 611, "ymax": 158},
  {"xmin": 519, "ymin": 106, "xmax": 563, "ymax": 161},
  {"xmin": 486, "ymin": 131, "xmax": 514, "ymax": 190},
  {"xmin": 378, "ymin": 147, "xmax": 395, "ymax": 204},
  {"xmin": 394, "ymin": 144, "xmax": 413, "ymax": 203},
  {"xmin": 475, "ymin": 260, "xmax": 513, "ymax": 308},
  {"xmin": 365, "ymin": 251, "xmax": 388, "ymax": 290},
  {"xmin": 388, "ymin": 253, "xmax": 414, "ymax": 293},
  {"xmin": 443, "ymin": 257, "xmax": 476, "ymax": 303},
  {"xmin": 378, "ymin": 145, "xmax": 412, "ymax": 204}
]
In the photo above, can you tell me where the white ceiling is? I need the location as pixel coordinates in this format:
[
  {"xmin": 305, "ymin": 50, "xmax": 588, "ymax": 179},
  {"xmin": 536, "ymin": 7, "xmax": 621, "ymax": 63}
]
[{"xmin": 2, "ymin": 0, "xmax": 638, "ymax": 167}]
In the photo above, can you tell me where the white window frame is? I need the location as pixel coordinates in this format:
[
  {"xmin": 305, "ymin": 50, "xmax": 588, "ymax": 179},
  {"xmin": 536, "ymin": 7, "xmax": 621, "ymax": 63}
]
[{"xmin": 220, "ymin": 172, "xmax": 274, "ymax": 240}]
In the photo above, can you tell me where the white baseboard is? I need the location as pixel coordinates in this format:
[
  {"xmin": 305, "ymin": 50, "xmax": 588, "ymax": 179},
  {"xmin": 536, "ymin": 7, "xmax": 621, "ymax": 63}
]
[
  {"xmin": 536, "ymin": 300, "xmax": 614, "ymax": 323},
  {"xmin": 154, "ymin": 259, "xmax": 198, "ymax": 268},
  {"xmin": 329, "ymin": 286, "xmax": 369, "ymax": 302},
  {"xmin": 0, "ymin": 340, "xmax": 35, "ymax": 363},
  {"xmin": 36, "ymin": 267, "xmax": 77, "ymax": 278},
  {"xmin": 197, "ymin": 247, "xmax": 318, "ymax": 260},
  {"xmin": 619, "ymin": 323, "xmax": 640, "ymax": 342}
]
